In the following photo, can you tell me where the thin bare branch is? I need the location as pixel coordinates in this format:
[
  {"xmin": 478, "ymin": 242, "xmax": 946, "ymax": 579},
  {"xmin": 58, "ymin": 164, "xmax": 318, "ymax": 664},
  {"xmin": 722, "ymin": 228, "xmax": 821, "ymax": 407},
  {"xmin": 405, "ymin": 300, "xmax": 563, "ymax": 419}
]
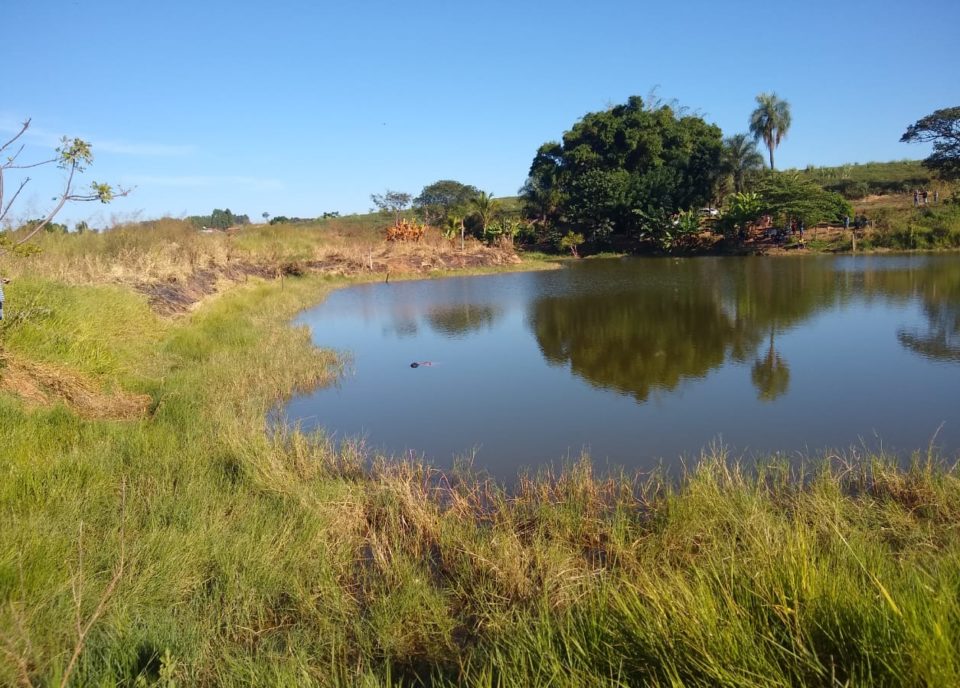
[
  {"xmin": 14, "ymin": 164, "xmax": 76, "ymax": 246},
  {"xmin": 0, "ymin": 119, "xmax": 31, "ymax": 156},
  {"xmin": 1, "ymin": 144, "xmax": 26, "ymax": 168},
  {"xmin": 0, "ymin": 178, "xmax": 30, "ymax": 224},
  {"xmin": 6, "ymin": 157, "xmax": 58, "ymax": 171}
]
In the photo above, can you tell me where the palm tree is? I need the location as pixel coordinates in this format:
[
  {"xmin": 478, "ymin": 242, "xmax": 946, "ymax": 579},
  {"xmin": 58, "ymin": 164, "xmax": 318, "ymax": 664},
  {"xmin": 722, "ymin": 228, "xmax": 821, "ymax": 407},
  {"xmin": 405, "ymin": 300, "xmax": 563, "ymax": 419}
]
[
  {"xmin": 723, "ymin": 133, "xmax": 765, "ymax": 193},
  {"xmin": 470, "ymin": 191, "xmax": 501, "ymax": 237},
  {"xmin": 749, "ymin": 93, "xmax": 792, "ymax": 170}
]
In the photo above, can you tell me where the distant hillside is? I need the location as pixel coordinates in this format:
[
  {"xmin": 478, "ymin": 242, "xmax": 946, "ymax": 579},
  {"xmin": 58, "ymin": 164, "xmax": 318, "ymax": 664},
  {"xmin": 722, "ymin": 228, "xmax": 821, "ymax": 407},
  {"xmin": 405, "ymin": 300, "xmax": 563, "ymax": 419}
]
[{"xmin": 790, "ymin": 160, "xmax": 934, "ymax": 198}]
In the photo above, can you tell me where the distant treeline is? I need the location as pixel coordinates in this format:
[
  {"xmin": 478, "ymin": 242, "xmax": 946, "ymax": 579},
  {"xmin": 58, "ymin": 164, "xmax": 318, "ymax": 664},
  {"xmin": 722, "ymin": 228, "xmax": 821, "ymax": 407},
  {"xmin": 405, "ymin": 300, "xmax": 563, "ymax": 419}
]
[
  {"xmin": 268, "ymin": 212, "xmax": 340, "ymax": 225},
  {"xmin": 187, "ymin": 208, "xmax": 251, "ymax": 229}
]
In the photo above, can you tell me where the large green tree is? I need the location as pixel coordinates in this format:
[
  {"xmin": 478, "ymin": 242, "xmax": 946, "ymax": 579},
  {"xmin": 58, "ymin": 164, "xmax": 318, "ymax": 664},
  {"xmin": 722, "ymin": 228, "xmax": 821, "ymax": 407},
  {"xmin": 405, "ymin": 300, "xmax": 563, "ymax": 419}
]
[
  {"xmin": 520, "ymin": 95, "xmax": 723, "ymax": 251},
  {"xmin": 413, "ymin": 180, "xmax": 479, "ymax": 227},
  {"xmin": 900, "ymin": 106, "xmax": 960, "ymax": 179},
  {"xmin": 519, "ymin": 142, "xmax": 564, "ymax": 227},
  {"xmin": 749, "ymin": 93, "xmax": 792, "ymax": 170},
  {"xmin": 755, "ymin": 173, "xmax": 852, "ymax": 225}
]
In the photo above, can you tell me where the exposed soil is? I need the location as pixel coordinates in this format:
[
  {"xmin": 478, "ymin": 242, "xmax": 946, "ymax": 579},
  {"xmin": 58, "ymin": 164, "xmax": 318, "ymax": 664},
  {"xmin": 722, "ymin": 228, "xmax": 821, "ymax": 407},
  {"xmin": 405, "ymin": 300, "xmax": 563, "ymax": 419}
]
[
  {"xmin": 135, "ymin": 261, "xmax": 276, "ymax": 316},
  {"xmin": 134, "ymin": 244, "xmax": 522, "ymax": 316}
]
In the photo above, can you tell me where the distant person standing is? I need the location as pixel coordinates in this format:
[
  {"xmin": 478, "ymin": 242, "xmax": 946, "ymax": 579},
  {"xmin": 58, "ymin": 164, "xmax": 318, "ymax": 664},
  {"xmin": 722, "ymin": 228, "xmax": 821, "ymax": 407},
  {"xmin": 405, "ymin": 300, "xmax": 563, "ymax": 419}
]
[
  {"xmin": 934, "ymin": 189, "xmax": 939, "ymax": 205},
  {"xmin": 844, "ymin": 214, "xmax": 850, "ymax": 231},
  {"xmin": 922, "ymin": 189, "xmax": 929, "ymax": 206},
  {"xmin": 0, "ymin": 277, "xmax": 8, "ymax": 321},
  {"xmin": 913, "ymin": 189, "xmax": 919, "ymax": 207}
]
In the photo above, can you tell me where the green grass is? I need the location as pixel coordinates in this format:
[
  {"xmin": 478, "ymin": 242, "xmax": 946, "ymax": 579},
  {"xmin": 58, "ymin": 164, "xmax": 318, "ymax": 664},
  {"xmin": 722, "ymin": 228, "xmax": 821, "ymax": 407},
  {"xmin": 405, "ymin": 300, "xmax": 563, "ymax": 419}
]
[
  {"xmin": 865, "ymin": 202, "xmax": 960, "ymax": 250},
  {"xmin": 2, "ymin": 242, "xmax": 960, "ymax": 685},
  {"xmin": 791, "ymin": 159, "xmax": 937, "ymax": 198}
]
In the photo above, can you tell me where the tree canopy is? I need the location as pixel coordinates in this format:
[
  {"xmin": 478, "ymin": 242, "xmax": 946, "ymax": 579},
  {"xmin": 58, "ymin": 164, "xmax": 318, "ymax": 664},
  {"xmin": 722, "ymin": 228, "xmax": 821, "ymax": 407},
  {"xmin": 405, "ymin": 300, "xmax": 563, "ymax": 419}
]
[
  {"xmin": 413, "ymin": 180, "xmax": 479, "ymax": 226},
  {"xmin": 900, "ymin": 106, "xmax": 960, "ymax": 180},
  {"xmin": 722, "ymin": 133, "xmax": 765, "ymax": 194},
  {"xmin": 749, "ymin": 93, "xmax": 791, "ymax": 170},
  {"xmin": 755, "ymin": 174, "xmax": 852, "ymax": 225},
  {"xmin": 520, "ymin": 95, "xmax": 723, "ymax": 251}
]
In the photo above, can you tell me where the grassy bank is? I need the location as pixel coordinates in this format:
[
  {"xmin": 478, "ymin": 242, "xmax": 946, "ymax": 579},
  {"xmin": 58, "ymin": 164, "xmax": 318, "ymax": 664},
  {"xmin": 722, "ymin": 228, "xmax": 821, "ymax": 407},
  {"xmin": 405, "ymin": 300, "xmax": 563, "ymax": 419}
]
[{"xmin": 2, "ymin": 230, "xmax": 960, "ymax": 685}]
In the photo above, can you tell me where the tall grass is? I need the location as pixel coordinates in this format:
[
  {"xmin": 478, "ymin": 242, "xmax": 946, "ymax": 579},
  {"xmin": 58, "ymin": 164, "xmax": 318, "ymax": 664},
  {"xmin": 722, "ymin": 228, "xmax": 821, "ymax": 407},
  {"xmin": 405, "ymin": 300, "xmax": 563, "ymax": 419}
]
[
  {"xmin": 2, "ymin": 217, "xmax": 523, "ymax": 297},
  {"xmin": 864, "ymin": 202, "xmax": 960, "ymax": 250},
  {"xmin": 2, "ymin": 253, "xmax": 960, "ymax": 684}
]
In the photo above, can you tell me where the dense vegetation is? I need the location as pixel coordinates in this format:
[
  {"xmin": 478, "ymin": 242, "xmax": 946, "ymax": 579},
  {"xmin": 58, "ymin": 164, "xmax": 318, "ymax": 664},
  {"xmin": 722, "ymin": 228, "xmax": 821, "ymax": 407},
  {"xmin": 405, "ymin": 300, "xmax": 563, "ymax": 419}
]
[
  {"xmin": 509, "ymin": 97, "xmax": 960, "ymax": 255},
  {"xmin": 861, "ymin": 199, "xmax": 960, "ymax": 250},
  {"xmin": 3, "ymin": 228, "xmax": 960, "ymax": 685},
  {"xmin": 520, "ymin": 96, "xmax": 723, "ymax": 251}
]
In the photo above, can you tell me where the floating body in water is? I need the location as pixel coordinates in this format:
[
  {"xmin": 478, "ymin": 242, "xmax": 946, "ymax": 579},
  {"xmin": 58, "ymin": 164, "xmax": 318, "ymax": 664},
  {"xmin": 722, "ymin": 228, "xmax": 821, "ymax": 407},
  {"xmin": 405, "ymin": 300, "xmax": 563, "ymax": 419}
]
[{"xmin": 410, "ymin": 361, "xmax": 436, "ymax": 368}]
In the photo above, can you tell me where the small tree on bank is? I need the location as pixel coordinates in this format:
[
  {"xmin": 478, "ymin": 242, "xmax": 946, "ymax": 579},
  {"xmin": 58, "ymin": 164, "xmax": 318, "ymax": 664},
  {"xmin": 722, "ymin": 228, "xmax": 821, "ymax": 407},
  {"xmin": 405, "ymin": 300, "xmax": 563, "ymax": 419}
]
[
  {"xmin": 0, "ymin": 118, "xmax": 128, "ymax": 253},
  {"xmin": 370, "ymin": 190, "xmax": 412, "ymax": 225},
  {"xmin": 469, "ymin": 191, "xmax": 501, "ymax": 238}
]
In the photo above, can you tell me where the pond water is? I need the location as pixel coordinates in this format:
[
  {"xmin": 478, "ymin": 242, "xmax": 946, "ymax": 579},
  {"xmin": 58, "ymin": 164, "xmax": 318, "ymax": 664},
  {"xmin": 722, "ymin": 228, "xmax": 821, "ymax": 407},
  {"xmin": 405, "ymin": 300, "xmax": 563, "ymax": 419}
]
[{"xmin": 284, "ymin": 255, "xmax": 960, "ymax": 479}]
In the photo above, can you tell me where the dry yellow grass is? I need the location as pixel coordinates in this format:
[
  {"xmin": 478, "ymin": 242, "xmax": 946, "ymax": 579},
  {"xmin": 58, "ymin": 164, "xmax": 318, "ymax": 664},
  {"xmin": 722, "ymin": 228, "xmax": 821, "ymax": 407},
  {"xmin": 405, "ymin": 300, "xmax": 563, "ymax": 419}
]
[
  {"xmin": 2, "ymin": 218, "xmax": 521, "ymax": 316},
  {"xmin": 0, "ymin": 351, "xmax": 150, "ymax": 419}
]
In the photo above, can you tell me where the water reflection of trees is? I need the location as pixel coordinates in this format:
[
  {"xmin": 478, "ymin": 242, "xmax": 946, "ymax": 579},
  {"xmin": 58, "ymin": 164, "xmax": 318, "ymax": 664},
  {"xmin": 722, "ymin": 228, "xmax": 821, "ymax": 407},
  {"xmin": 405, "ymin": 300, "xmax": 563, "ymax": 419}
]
[
  {"xmin": 869, "ymin": 260, "xmax": 960, "ymax": 363},
  {"xmin": 898, "ymin": 304, "xmax": 960, "ymax": 362},
  {"xmin": 751, "ymin": 332, "xmax": 790, "ymax": 401},
  {"xmin": 529, "ymin": 259, "xmax": 841, "ymax": 402},
  {"xmin": 426, "ymin": 304, "xmax": 503, "ymax": 337}
]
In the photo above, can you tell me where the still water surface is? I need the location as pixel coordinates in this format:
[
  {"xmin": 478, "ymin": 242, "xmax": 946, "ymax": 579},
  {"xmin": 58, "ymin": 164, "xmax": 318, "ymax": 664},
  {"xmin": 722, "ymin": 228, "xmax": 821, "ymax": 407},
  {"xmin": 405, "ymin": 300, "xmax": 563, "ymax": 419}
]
[{"xmin": 285, "ymin": 255, "xmax": 960, "ymax": 478}]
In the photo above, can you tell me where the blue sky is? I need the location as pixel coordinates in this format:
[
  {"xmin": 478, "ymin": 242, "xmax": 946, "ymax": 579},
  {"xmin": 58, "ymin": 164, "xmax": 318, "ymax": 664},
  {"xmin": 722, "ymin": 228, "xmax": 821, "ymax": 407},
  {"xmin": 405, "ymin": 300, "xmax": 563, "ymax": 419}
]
[{"xmin": 5, "ymin": 0, "xmax": 958, "ymax": 227}]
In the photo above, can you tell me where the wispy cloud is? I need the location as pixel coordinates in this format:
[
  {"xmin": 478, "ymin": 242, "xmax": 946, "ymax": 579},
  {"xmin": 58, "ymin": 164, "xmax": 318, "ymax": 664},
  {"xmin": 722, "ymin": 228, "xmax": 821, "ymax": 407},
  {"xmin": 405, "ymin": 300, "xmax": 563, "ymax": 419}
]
[
  {"xmin": 124, "ymin": 175, "xmax": 284, "ymax": 190},
  {"xmin": 91, "ymin": 140, "xmax": 196, "ymax": 156},
  {"xmin": 0, "ymin": 116, "xmax": 194, "ymax": 157}
]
